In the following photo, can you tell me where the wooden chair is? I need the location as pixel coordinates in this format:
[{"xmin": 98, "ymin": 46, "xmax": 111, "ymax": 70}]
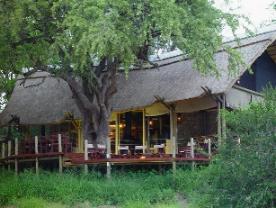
[{"xmin": 178, "ymin": 146, "xmax": 191, "ymax": 158}]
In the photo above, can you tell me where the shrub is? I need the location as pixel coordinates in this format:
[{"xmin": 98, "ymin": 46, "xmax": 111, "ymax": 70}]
[{"xmin": 182, "ymin": 88, "xmax": 276, "ymax": 208}]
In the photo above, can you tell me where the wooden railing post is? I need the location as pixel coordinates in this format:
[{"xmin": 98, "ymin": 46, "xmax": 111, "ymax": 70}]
[
  {"xmin": 190, "ymin": 137, "xmax": 195, "ymax": 170},
  {"xmin": 190, "ymin": 138, "xmax": 194, "ymax": 158},
  {"xmin": 58, "ymin": 134, "xmax": 63, "ymax": 174},
  {"xmin": 208, "ymin": 138, "xmax": 212, "ymax": 158},
  {"xmin": 1, "ymin": 142, "xmax": 6, "ymax": 170},
  {"xmin": 8, "ymin": 140, "xmax": 11, "ymax": 171},
  {"xmin": 35, "ymin": 136, "xmax": 39, "ymax": 175},
  {"xmin": 1, "ymin": 142, "xmax": 5, "ymax": 159},
  {"xmin": 106, "ymin": 138, "xmax": 111, "ymax": 179},
  {"xmin": 15, "ymin": 138, "xmax": 18, "ymax": 175},
  {"xmin": 115, "ymin": 113, "xmax": 119, "ymax": 155},
  {"xmin": 84, "ymin": 139, "xmax": 88, "ymax": 174}
]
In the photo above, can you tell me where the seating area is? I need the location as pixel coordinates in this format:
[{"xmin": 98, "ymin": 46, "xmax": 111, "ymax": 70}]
[
  {"xmin": 22, "ymin": 135, "xmax": 72, "ymax": 154},
  {"xmin": 84, "ymin": 137, "xmax": 213, "ymax": 161}
]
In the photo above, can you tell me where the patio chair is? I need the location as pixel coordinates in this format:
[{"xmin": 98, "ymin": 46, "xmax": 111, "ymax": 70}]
[
  {"xmin": 119, "ymin": 145, "xmax": 129, "ymax": 156},
  {"xmin": 178, "ymin": 146, "xmax": 191, "ymax": 158},
  {"xmin": 134, "ymin": 145, "xmax": 145, "ymax": 154},
  {"xmin": 153, "ymin": 144, "xmax": 165, "ymax": 154},
  {"xmin": 88, "ymin": 144, "xmax": 106, "ymax": 159}
]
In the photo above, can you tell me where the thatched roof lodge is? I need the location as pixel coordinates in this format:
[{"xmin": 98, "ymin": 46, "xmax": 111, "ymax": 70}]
[
  {"xmin": 0, "ymin": 30, "xmax": 275, "ymax": 162},
  {"xmin": 1, "ymin": 30, "xmax": 275, "ymax": 126}
]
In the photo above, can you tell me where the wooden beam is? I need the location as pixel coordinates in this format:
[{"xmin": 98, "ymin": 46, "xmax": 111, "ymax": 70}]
[
  {"xmin": 154, "ymin": 95, "xmax": 171, "ymax": 110},
  {"xmin": 208, "ymin": 138, "xmax": 212, "ymax": 159},
  {"xmin": 76, "ymin": 121, "xmax": 82, "ymax": 153},
  {"xmin": 217, "ymin": 101, "xmax": 222, "ymax": 147},
  {"xmin": 221, "ymin": 94, "xmax": 227, "ymax": 144},
  {"xmin": 2, "ymin": 142, "xmax": 5, "ymax": 159},
  {"xmin": 8, "ymin": 140, "xmax": 11, "ymax": 171},
  {"xmin": 15, "ymin": 138, "xmax": 18, "ymax": 175},
  {"xmin": 84, "ymin": 139, "xmax": 88, "ymax": 174},
  {"xmin": 58, "ymin": 134, "xmax": 63, "ymax": 174},
  {"xmin": 170, "ymin": 107, "xmax": 177, "ymax": 174},
  {"xmin": 115, "ymin": 113, "xmax": 120, "ymax": 155},
  {"xmin": 142, "ymin": 109, "xmax": 146, "ymax": 154},
  {"xmin": 190, "ymin": 137, "xmax": 195, "ymax": 170},
  {"xmin": 35, "ymin": 136, "xmax": 39, "ymax": 175},
  {"xmin": 106, "ymin": 136, "xmax": 111, "ymax": 178}
]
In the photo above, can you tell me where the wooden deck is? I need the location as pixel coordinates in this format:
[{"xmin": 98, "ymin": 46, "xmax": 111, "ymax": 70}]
[
  {"xmin": 63, "ymin": 153, "xmax": 210, "ymax": 166},
  {"xmin": 0, "ymin": 152, "xmax": 210, "ymax": 166}
]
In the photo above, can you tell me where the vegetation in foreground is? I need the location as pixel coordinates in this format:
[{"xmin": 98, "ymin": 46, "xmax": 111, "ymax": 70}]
[
  {"xmin": 1, "ymin": 89, "xmax": 275, "ymax": 208},
  {"xmin": 0, "ymin": 169, "xmax": 182, "ymax": 208}
]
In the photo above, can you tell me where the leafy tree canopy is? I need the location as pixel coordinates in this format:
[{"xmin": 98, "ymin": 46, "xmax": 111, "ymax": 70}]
[{"xmin": 0, "ymin": 0, "xmax": 241, "ymax": 143}]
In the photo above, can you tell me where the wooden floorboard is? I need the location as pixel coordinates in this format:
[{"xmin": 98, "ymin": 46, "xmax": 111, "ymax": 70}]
[{"xmin": 1, "ymin": 152, "xmax": 210, "ymax": 166}]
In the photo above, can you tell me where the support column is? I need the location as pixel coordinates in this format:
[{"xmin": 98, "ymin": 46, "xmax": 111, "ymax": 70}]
[
  {"xmin": 190, "ymin": 137, "xmax": 195, "ymax": 170},
  {"xmin": 1, "ymin": 142, "xmax": 5, "ymax": 159},
  {"xmin": 76, "ymin": 121, "xmax": 82, "ymax": 153},
  {"xmin": 106, "ymin": 136, "xmax": 111, "ymax": 179},
  {"xmin": 170, "ymin": 107, "xmax": 177, "ymax": 174},
  {"xmin": 8, "ymin": 140, "xmax": 11, "ymax": 171},
  {"xmin": 84, "ymin": 139, "xmax": 88, "ymax": 174},
  {"xmin": 221, "ymin": 94, "xmax": 227, "ymax": 144},
  {"xmin": 15, "ymin": 138, "xmax": 18, "ymax": 175},
  {"xmin": 115, "ymin": 113, "xmax": 120, "ymax": 155},
  {"xmin": 35, "ymin": 136, "xmax": 39, "ymax": 175},
  {"xmin": 208, "ymin": 138, "xmax": 212, "ymax": 159},
  {"xmin": 142, "ymin": 109, "xmax": 146, "ymax": 154},
  {"xmin": 217, "ymin": 101, "xmax": 222, "ymax": 147},
  {"xmin": 1, "ymin": 142, "xmax": 5, "ymax": 170},
  {"xmin": 58, "ymin": 134, "xmax": 63, "ymax": 174}
]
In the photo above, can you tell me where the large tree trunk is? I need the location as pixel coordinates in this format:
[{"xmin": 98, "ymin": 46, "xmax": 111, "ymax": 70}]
[{"xmin": 62, "ymin": 59, "xmax": 117, "ymax": 149}]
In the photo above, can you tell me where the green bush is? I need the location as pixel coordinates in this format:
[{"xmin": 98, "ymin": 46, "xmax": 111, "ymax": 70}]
[{"xmin": 179, "ymin": 88, "xmax": 276, "ymax": 208}]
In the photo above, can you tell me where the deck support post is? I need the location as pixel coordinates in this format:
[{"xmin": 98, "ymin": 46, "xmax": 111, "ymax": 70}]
[
  {"xmin": 142, "ymin": 109, "xmax": 146, "ymax": 154},
  {"xmin": 1, "ymin": 142, "xmax": 5, "ymax": 159},
  {"xmin": 208, "ymin": 138, "xmax": 212, "ymax": 158},
  {"xmin": 106, "ymin": 137, "xmax": 111, "ymax": 179},
  {"xmin": 8, "ymin": 140, "xmax": 11, "ymax": 171},
  {"xmin": 221, "ymin": 94, "xmax": 227, "ymax": 145},
  {"xmin": 35, "ymin": 136, "xmax": 39, "ymax": 175},
  {"xmin": 217, "ymin": 94, "xmax": 226, "ymax": 149},
  {"xmin": 190, "ymin": 138, "xmax": 195, "ymax": 170},
  {"xmin": 84, "ymin": 139, "xmax": 88, "ymax": 174},
  {"xmin": 170, "ymin": 107, "xmax": 177, "ymax": 175},
  {"xmin": 14, "ymin": 138, "xmax": 18, "ymax": 175},
  {"xmin": 1, "ymin": 142, "xmax": 5, "ymax": 170},
  {"xmin": 77, "ymin": 121, "xmax": 82, "ymax": 153},
  {"xmin": 115, "ymin": 113, "xmax": 120, "ymax": 155},
  {"xmin": 58, "ymin": 134, "xmax": 63, "ymax": 174},
  {"xmin": 217, "ymin": 101, "xmax": 222, "ymax": 147}
]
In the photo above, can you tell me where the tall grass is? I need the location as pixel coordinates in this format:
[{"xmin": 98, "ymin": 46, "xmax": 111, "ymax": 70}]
[{"xmin": 0, "ymin": 169, "xmax": 178, "ymax": 207}]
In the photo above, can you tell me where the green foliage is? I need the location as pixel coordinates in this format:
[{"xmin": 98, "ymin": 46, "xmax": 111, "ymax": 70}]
[
  {"xmin": 0, "ymin": 0, "xmax": 242, "ymax": 84},
  {"xmin": 0, "ymin": 170, "xmax": 176, "ymax": 207},
  {"xmin": 11, "ymin": 197, "xmax": 66, "ymax": 208},
  {"xmin": 176, "ymin": 88, "xmax": 276, "ymax": 208}
]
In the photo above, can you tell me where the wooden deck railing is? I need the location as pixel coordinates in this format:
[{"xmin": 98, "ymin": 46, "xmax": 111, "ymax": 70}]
[
  {"xmin": 0, "ymin": 136, "xmax": 213, "ymax": 175},
  {"xmin": 0, "ymin": 134, "xmax": 70, "ymax": 174}
]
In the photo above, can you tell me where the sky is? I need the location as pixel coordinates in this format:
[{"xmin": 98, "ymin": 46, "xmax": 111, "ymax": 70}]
[{"xmin": 214, "ymin": 0, "xmax": 276, "ymax": 39}]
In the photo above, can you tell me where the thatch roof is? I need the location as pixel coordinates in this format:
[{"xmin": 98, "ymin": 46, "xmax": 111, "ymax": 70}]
[
  {"xmin": 0, "ymin": 72, "xmax": 81, "ymax": 125},
  {"xmin": 112, "ymin": 30, "xmax": 276, "ymax": 111},
  {"xmin": 0, "ymin": 30, "xmax": 275, "ymax": 126}
]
